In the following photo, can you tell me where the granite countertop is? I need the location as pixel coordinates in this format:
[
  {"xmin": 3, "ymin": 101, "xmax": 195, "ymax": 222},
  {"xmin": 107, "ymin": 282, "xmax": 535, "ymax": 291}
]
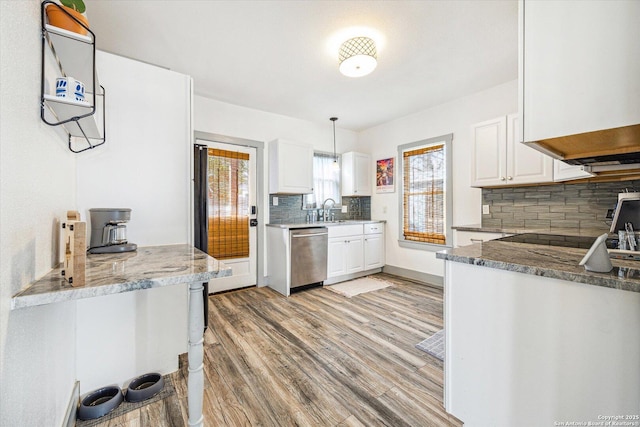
[
  {"xmin": 11, "ymin": 244, "xmax": 232, "ymax": 309},
  {"xmin": 453, "ymin": 223, "xmax": 609, "ymax": 237},
  {"xmin": 436, "ymin": 240, "xmax": 640, "ymax": 293},
  {"xmin": 267, "ymin": 220, "xmax": 385, "ymax": 229}
]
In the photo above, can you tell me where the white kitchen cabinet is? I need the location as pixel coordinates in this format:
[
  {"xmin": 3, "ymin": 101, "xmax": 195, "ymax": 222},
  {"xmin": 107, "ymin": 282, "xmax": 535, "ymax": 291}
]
[
  {"xmin": 519, "ymin": 1, "xmax": 640, "ymax": 145},
  {"xmin": 327, "ymin": 224, "xmax": 363, "ymax": 279},
  {"xmin": 553, "ymin": 160, "xmax": 593, "ymax": 182},
  {"xmin": 342, "ymin": 151, "xmax": 372, "ymax": 196},
  {"xmin": 326, "ymin": 222, "xmax": 385, "ymax": 284},
  {"xmin": 363, "ymin": 223, "xmax": 385, "ymax": 269},
  {"xmin": 471, "ymin": 114, "xmax": 553, "ymax": 187},
  {"xmin": 269, "ymin": 139, "xmax": 314, "ymax": 194}
]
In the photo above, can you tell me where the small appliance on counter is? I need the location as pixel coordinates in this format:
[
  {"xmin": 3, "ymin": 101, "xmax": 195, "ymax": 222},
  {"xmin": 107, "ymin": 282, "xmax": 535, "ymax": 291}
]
[{"xmin": 88, "ymin": 208, "xmax": 137, "ymax": 254}]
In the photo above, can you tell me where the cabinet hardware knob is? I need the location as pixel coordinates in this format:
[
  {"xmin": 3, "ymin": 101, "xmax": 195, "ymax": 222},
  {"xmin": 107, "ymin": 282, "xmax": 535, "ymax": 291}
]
[
  {"xmin": 500, "ymin": 176, "xmax": 506, "ymax": 181},
  {"xmin": 507, "ymin": 176, "xmax": 513, "ymax": 180}
]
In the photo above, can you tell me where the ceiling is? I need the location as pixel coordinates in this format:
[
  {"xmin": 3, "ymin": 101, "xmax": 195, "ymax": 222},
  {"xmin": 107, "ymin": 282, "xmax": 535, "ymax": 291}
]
[{"xmin": 84, "ymin": 0, "xmax": 518, "ymax": 131}]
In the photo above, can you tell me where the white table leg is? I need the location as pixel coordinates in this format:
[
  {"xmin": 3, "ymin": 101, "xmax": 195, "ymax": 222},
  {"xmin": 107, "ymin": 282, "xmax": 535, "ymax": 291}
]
[{"xmin": 188, "ymin": 281, "xmax": 205, "ymax": 427}]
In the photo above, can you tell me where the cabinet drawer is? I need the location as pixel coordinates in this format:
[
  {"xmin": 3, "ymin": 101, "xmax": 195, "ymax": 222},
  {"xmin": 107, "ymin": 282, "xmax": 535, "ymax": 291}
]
[
  {"xmin": 328, "ymin": 224, "xmax": 363, "ymax": 238},
  {"xmin": 364, "ymin": 223, "xmax": 383, "ymax": 235}
]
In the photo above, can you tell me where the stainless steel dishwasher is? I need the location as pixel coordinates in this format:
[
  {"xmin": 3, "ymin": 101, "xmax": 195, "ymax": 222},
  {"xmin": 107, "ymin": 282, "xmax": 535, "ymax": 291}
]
[{"xmin": 290, "ymin": 227, "xmax": 328, "ymax": 289}]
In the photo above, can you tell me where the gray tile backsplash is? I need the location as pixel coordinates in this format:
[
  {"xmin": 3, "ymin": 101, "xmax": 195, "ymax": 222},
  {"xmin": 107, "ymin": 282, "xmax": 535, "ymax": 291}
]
[
  {"xmin": 269, "ymin": 195, "xmax": 371, "ymax": 224},
  {"xmin": 482, "ymin": 180, "xmax": 640, "ymax": 230}
]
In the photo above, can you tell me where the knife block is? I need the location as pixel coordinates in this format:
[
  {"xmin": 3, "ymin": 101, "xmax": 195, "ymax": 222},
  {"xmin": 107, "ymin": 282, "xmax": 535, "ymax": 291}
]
[{"xmin": 62, "ymin": 220, "xmax": 86, "ymax": 287}]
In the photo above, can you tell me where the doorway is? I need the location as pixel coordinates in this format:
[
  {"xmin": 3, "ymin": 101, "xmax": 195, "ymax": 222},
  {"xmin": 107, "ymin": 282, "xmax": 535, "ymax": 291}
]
[{"xmin": 194, "ymin": 137, "xmax": 259, "ymax": 292}]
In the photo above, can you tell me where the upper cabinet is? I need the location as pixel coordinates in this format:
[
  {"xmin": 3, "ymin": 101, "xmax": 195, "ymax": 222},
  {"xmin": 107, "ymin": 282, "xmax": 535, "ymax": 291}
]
[
  {"xmin": 342, "ymin": 152, "xmax": 372, "ymax": 196},
  {"xmin": 471, "ymin": 114, "xmax": 553, "ymax": 187},
  {"xmin": 269, "ymin": 139, "xmax": 314, "ymax": 194},
  {"xmin": 519, "ymin": 0, "xmax": 640, "ymax": 157}
]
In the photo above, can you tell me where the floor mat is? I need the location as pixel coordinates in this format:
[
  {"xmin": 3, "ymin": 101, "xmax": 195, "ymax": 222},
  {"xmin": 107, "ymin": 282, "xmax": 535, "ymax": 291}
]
[
  {"xmin": 327, "ymin": 276, "xmax": 392, "ymax": 298},
  {"xmin": 416, "ymin": 329, "xmax": 445, "ymax": 361}
]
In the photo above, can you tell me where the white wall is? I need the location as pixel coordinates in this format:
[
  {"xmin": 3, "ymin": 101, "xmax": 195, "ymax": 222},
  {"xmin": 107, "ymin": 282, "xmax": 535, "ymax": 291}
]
[
  {"xmin": 194, "ymin": 96, "xmax": 360, "ymax": 279},
  {"xmin": 358, "ymin": 80, "xmax": 517, "ymax": 278},
  {"xmin": 0, "ymin": 1, "xmax": 77, "ymax": 425},
  {"xmin": 74, "ymin": 51, "xmax": 192, "ymax": 393}
]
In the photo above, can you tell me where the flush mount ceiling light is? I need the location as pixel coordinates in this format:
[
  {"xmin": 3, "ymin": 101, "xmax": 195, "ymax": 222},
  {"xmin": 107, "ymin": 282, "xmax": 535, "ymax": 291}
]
[{"xmin": 338, "ymin": 37, "xmax": 377, "ymax": 77}]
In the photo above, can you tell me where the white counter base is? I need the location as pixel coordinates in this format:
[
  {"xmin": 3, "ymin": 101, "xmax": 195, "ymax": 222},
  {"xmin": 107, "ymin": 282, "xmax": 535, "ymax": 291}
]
[{"xmin": 445, "ymin": 261, "xmax": 640, "ymax": 426}]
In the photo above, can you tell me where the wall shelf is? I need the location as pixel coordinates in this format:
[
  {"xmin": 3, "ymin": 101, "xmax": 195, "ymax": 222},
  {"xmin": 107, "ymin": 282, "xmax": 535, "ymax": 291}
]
[{"xmin": 41, "ymin": 1, "xmax": 105, "ymax": 153}]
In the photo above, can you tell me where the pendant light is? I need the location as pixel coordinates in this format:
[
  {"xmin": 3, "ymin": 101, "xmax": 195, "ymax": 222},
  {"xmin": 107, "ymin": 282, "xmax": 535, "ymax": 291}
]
[{"xmin": 330, "ymin": 117, "xmax": 340, "ymax": 171}]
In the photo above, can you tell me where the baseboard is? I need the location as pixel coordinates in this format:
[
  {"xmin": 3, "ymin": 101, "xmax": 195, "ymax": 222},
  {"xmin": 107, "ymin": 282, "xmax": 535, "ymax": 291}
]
[
  {"xmin": 323, "ymin": 268, "xmax": 382, "ymax": 286},
  {"xmin": 62, "ymin": 381, "xmax": 79, "ymax": 427},
  {"xmin": 382, "ymin": 265, "xmax": 443, "ymax": 288}
]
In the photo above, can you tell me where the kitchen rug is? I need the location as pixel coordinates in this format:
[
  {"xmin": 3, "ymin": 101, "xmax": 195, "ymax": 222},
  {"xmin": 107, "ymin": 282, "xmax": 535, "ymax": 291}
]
[
  {"xmin": 76, "ymin": 374, "xmax": 176, "ymax": 426},
  {"xmin": 327, "ymin": 276, "xmax": 392, "ymax": 298},
  {"xmin": 416, "ymin": 329, "xmax": 445, "ymax": 361}
]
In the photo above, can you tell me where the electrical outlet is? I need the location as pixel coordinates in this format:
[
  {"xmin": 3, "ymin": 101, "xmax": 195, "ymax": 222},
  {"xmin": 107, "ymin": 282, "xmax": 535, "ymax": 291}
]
[
  {"xmin": 273, "ymin": 196, "xmax": 278, "ymax": 206},
  {"xmin": 482, "ymin": 204, "xmax": 490, "ymax": 215},
  {"xmin": 341, "ymin": 205, "xmax": 348, "ymax": 213}
]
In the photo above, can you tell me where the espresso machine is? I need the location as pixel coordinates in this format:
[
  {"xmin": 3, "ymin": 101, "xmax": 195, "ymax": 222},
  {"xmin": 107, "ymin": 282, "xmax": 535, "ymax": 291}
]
[{"xmin": 88, "ymin": 208, "xmax": 137, "ymax": 254}]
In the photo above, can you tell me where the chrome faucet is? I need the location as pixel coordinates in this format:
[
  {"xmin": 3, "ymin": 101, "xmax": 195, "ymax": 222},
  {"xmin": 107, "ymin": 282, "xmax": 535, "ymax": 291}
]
[{"xmin": 322, "ymin": 198, "xmax": 336, "ymax": 222}]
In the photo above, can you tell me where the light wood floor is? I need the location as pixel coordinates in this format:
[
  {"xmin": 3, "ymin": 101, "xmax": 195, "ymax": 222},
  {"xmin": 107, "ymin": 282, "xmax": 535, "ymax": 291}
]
[{"xmin": 90, "ymin": 273, "xmax": 462, "ymax": 426}]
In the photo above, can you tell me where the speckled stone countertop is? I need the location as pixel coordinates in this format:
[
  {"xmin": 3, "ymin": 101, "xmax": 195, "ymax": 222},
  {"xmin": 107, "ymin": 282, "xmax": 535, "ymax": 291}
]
[
  {"xmin": 267, "ymin": 220, "xmax": 385, "ymax": 229},
  {"xmin": 436, "ymin": 240, "xmax": 640, "ymax": 293},
  {"xmin": 452, "ymin": 223, "xmax": 609, "ymax": 237},
  {"xmin": 11, "ymin": 244, "xmax": 232, "ymax": 309}
]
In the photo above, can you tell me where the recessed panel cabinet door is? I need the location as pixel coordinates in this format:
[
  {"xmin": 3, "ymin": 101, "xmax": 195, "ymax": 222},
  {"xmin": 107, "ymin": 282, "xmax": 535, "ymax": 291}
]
[
  {"xmin": 364, "ymin": 233, "xmax": 384, "ymax": 269},
  {"xmin": 345, "ymin": 236, "xmax": 364, "ymax": 274},
  {"xmin": 471, "ymin": 117, "xmax": 507, "ymax": 187},
  {"xmin": 507, "ymin": 114, "xmax": 553, "ymax": 185},
  {"xmin": 327, "ymin": 237, "xmax": 347, "ymax": 278}
]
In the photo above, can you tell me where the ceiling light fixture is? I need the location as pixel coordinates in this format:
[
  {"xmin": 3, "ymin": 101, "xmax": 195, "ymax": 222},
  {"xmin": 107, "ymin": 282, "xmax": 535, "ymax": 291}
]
[
  {"xmin": 330, "ymin": 117, "xmax": 340, "ymax": 171},
  {"xmin": 338, "ymin": 37, "xmax": 377, "ymax": 77}
]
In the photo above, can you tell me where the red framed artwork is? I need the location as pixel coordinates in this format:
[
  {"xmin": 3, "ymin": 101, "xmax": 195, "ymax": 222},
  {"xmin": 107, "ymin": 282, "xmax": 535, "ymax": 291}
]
[{"xmin": 376, "ymin": 157, "xmax": 395, "ymax": 193}]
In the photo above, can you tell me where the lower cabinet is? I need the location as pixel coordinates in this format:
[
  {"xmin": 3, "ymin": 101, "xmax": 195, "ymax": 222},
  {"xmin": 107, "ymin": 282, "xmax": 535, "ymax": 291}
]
[{"xmin": 327, "ymin": 222, "xmax": 385, "ymax": 284}]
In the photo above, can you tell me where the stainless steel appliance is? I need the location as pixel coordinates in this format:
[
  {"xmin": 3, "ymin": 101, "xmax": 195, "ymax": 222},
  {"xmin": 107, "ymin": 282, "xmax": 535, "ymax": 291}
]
[
  {"xmin": 88, "ymin": 208, "xmax": 137, "ymax": 254},
  {"xmin": 290, "ymin": 227, "xmax": 328, "ymax": 289}
]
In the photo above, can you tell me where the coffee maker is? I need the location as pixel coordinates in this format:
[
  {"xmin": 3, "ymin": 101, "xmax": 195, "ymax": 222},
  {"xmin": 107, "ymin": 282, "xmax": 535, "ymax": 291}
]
[{"xmin": 88, "ymin": 208, "xmax": 137, "ymax": 254}]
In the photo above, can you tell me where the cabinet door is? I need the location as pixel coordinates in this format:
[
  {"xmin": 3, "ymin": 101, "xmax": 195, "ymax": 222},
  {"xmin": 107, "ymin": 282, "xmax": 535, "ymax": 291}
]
[
  {"xmin": 342, "ymin": 152, "xmax": 372, "ymax": 196},
  {"xmin": 345, "ymin": 236, "xmax": 364, "ymax": 274},
  {"xmin": 327, "ymin": 237, "xmax": 347, "ymax": 278},
  {"xmin": 269, "ymin": 139, "xmax": 313, "ymax": 194},
  {"xmin": 507, "ymin": 114, "xmax": 553, "ymax": 185},
  {"xmin": 553, "ymin": 159, "xmax": 593, "ymax": 182},
  {"xmin": 354, "ymin": 152, "xmax": 372, "ymax": 196},
  {"xmin": 521, "ymin": 1, "xmax": 640, "ymax": 142},
  {"xmin": 471, "ymin": 117, "xmax": 507, "ymax": 187},
  {"xmin": 364, "ymin": 233, "xmax": 384, "ymax": 269}
]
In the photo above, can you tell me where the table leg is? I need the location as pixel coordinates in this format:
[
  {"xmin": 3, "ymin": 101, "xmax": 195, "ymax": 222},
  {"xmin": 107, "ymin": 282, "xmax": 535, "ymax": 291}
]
[{"xmin": 188, "ymin": 281, "xmax": 205, "ymax": 427}]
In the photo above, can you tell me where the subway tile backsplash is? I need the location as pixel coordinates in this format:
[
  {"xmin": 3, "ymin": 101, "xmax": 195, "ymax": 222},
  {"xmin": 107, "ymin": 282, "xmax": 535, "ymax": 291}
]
[
  {"xmin": 269, "ymin": 195, "xmax": 371, "ymax": 224},
  {"xmin": 482, "ymin": 180, "xmax": 640, "ymax": 230}
]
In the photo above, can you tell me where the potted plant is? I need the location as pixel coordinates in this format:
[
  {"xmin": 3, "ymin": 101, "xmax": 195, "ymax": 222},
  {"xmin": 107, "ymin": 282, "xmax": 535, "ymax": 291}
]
[{"xmin": 45, "ymin": 0, "xmax": 89, "ymax": 36}]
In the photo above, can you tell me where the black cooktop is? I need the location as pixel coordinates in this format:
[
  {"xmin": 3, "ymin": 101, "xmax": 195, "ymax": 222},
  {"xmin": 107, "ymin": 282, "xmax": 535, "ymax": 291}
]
[{"xmin": 497, "ymin": 233, "xmax": 614, "ymax": 249}]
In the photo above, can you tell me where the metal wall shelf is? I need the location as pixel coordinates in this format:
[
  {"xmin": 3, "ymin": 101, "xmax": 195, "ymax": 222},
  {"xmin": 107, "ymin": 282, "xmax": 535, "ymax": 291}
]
[{"xmin": 41, "ymin": 1, "xmax": 106, "ymax": 153}]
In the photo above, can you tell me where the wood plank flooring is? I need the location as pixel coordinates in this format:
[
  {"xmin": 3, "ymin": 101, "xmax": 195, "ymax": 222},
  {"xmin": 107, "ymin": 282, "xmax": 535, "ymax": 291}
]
[{"xmin": 88, "ymin": 273, "xmax": 462, "ymax": 426}]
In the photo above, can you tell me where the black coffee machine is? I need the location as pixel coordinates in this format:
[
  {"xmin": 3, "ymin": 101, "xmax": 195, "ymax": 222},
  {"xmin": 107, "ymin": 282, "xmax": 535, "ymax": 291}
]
[{"xmin": 88, "ymin": 208, "xmax": 137, "ymax": 254}]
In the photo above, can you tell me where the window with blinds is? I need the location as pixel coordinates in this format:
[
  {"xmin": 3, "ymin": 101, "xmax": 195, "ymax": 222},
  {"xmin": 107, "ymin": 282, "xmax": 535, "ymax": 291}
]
[
  {"xmin": 399, "ymin": 134, "xmax": 453, "ymax": 248},
  {"xmin": 207, "ymin": 148, "xmax": 250, "ymax": 259}
]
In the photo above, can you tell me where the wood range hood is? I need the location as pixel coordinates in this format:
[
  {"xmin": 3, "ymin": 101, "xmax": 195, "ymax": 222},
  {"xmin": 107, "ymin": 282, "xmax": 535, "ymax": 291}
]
[{"xmin": 524, "ymin": 123, "xmax": 640, "ymax": 177}]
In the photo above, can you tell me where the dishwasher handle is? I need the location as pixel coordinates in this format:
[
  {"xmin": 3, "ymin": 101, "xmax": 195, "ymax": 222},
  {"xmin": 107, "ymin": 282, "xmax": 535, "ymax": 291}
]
[{"xmin": 291, "ymin": 231, "xmax": 328, "ymax": 238}]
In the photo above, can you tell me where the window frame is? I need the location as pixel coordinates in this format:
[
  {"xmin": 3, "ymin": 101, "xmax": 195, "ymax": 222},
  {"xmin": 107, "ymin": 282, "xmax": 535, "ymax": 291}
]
[{"xmin": 397, "ymin": 133, "xmax": 453, "ymax": 251}]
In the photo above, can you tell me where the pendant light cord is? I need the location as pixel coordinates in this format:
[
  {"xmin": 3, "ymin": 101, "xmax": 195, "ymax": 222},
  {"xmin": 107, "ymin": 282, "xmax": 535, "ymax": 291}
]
[{"xmin": 330, "ymin": 117, "xmax": 338, "ymax": 162}]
